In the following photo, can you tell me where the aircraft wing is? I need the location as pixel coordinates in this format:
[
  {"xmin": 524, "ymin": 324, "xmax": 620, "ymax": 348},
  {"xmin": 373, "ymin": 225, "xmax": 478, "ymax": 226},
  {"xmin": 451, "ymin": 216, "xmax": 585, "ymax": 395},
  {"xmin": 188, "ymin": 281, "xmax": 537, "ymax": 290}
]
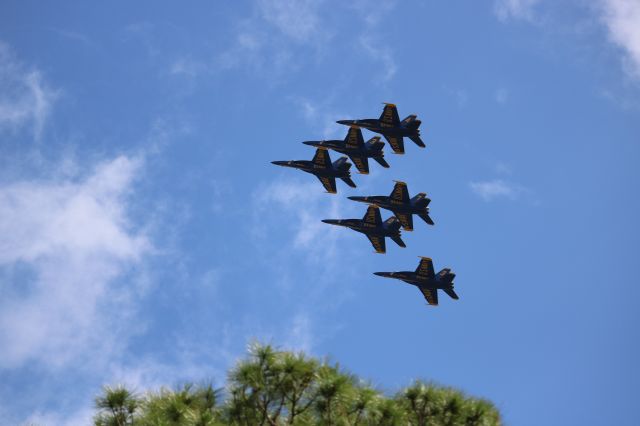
[
  {"xmin": 312, "ymin": 148, "xmax": 331, "ymax": 167},
  {"xmin": 363, "ymin": 205, "xmax": 382, "ymax": 226},
  {"xmin": 415, "ymin": 257, "xmax": 435, "ymax": 279},
  {"xmin": 317, "ymin": 176, "xmax": 337, "ymax": 193},
  {"xmin": 345, "ymin": 126, "xmax": 365, "ymax": 149},
  {"xmin": 395, "ymin": 212, "xmax": 414, "ymax": 231},
  {"xmin": 366, "ymin": 234, "xmax": 386, "ymax": 254},
  {"xmin": 419, "ymin": 287, "xmax": 439, "ymax": 306},
  {"xmin": 390, "ymin": 181, "xmax": 410, "ymax": 203},
  {"xmin": 349, "ymin": 155, "xmax": 370, "ymax": 174},
  {"xmin": 379, "ymin": 103, "xmax": 400, "ymax": 126},
  {"xmin": 384, "ymin": 135, "xmax": 405, "ymax": 154}
]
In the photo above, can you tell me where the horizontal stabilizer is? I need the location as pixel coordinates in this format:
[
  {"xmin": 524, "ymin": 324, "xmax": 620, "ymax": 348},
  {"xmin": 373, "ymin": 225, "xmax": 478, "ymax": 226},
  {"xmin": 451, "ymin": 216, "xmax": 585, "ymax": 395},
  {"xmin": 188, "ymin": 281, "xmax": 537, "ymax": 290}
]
[
  {"xmin": 418, "ymin": 211, "xmax": 434, "ymax": 226},
  {"xmin": 373, "ymin": 156, "xmax": 390, "ymax": 168},
  {"xmin": 443, "ymin": 288, "xmax": 459, "ymax": 300},
  {"xmin": 391, "ymin": 235, "xmax": 406, "ymax": 248},
  {"xmin": 340, "ymin": 176, "xmax": 357, "ymax": 188},
  {"xmin": 409, "ymin": 135, "xmax": 426, "ymax": 148}
]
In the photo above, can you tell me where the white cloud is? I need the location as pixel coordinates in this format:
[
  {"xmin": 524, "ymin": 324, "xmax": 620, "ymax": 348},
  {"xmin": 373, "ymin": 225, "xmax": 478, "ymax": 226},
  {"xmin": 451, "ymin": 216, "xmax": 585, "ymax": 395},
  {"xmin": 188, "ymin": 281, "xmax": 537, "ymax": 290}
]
[
  {"xmin": 599, "ymin": 0, "xmax": 640, "ymax": 81},
  {"xmin": 258, "ymin": 0, "xmax": 322, "ymax": 43},
  {"xmin": 359, "ymin": 35, "xmax": 397, "ymax": 83},
  {"xmin": 289, "ymin": 96, "xmax": 348, "ymax": 139},
  {"xmin": 253, "ymin": 179, "xmax": 347, "ymax": 259},
  {"xmin": 282, "ymin": 313, "xmax": 314, "ymax": 353},
  {"xmin": 495, "ymin": 88, "xmax": 509, "ymax": 104},
  {"xmin": 354, "ymin": 1, "xmax": 398, "ymax": 84},
  {"xmin": 21, "ymin": 407, "xmax": 94, "ymax": 426},
  {"xmin": 0, "ymin": 42, "xmax": 58, "ymax": 140},
  {"xmin": 469, "ymin": 179, "xmax": 526, "ymax": 201},
  {"xmin": 444, "ymin": 86, "xmax": 469, "ymax": 108},
  {"xmin": 0, "ymin": 155, "xmax": 150, "ymax": 369},
  {"xmin": 169, "ymin": 57, "xmax": 206, "ymax": 78},
  {"xmin": 494, "ymin": 0, "xmax": 541, "ymax": 22},
  {"xmin": 216, "ymin": 0, "xmax": 327, "ymax": 77}
]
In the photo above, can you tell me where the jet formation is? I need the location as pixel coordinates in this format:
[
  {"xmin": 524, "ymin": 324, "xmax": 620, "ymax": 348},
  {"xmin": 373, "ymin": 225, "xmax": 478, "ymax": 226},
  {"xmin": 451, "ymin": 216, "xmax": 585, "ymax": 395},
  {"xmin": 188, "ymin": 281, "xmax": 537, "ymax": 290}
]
[{"xmin": 272, "ymin": 103, "xmax": 459, "ymax": 307}]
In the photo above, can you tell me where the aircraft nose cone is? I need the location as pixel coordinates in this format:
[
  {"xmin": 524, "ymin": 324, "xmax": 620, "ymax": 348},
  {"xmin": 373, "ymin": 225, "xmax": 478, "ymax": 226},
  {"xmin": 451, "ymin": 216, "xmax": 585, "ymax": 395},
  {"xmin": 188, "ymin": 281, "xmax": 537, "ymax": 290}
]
[
  {"xmin": 302, "ymin": 141, "xmax": 316, "ymax": 146},
  {"xmin": 336, "ymin": 120, "xmax": 354, "ymax": 125},
  {"xmin": 374, "ymin": 272, "xmax": 393, "ymax": 278},
  {"xmin": 348, "ymin": 196, "xmax": 366, "ymax": 202},
  {"xmin": 322, "ymin": 219, "xmax": 341, "ymax": 225}
]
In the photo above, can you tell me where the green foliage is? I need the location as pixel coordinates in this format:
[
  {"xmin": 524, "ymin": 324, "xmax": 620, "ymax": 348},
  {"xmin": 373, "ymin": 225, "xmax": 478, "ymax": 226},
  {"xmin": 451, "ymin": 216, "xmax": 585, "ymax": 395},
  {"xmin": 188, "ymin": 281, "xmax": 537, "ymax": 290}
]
[
  {"xmin": 94, "ymin": 386, "xmax": 139, "ymax": 426},
  {"xmin": 94, "ymin": 344, "xmax": 500, "ymax": 426}
]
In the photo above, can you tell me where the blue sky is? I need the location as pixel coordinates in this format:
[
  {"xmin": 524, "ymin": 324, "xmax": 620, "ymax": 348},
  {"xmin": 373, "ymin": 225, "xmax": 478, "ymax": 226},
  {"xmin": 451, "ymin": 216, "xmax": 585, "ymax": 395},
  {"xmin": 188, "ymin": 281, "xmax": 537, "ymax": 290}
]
[{"xmin": 1, "ymin": 0, "xmax": 639, "ymax": 424}]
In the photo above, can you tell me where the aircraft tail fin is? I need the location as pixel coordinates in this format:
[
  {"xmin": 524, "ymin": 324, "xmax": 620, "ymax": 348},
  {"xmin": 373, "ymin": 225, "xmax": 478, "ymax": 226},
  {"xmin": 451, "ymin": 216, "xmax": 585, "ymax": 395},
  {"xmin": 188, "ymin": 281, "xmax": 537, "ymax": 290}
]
[
  {"xmin": 365, "ymin": 136, "xmax": 384, "ymax": 151},
  {"xmin": 384, "ymin": 216, "xmax": 402, "ymax": 231},
  {"xmin": 402, "ymin": 115, "xmax": 421, "ymax": 129},
  {"xmin": 366, "ymin": 137, "xmax": 389, "ymax": 168},
  {"xmin": 391, "ymin": 235, "xmax": 406, "ymax": 248},
  {"xmin": 411, "ymin": 193, "xmax": 431, "ymax": 207},
  {"xmin": 418, "ymin": 211, "xmax": 434, "ymax": 226},
  {"xmin": 340, "ymin": 176, "xmax": 357, "ymax": 188},
  {"xmin": 373, "ymin": 157, "xmax": 390, "ymax": 168},
  {"xmin": 333, "ymin": 156, "xmax": 351, "ymax": 171},
  {"xmin": 443, "ymin": 287, "xmax": 459, "ymax": 300}
]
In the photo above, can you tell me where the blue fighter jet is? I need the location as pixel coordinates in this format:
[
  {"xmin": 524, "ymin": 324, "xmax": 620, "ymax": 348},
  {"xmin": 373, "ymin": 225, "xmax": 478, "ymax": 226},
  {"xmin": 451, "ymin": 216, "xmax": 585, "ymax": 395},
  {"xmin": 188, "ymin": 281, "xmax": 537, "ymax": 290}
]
[
  {"xmin": 322, "ymin": 205, "xmax": 405, "ymax": 253},
  {"xmin": 302, "ymin": 126, "xmax": 389, "ymax": 174},
  {"xmin": 348, "ymin": 181, "xmax": 433, "ymax": 231},
  {"xmin": 271, "ymin": 148, "xmax": 356, "ymax": 194},
  {"xmin": 374, "ymin": 257, "xmax": 458, "ymax": 306},
  {"xmin": 336, "ymin": 103, "xmax": 424, "ymax": 155}
]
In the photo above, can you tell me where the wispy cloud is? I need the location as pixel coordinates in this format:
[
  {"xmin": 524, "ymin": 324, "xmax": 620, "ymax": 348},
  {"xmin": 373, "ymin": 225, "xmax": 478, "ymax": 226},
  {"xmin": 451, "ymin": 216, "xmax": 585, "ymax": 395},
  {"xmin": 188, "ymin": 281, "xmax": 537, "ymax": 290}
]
[
  {"xmin": 353, "ymin": 0, "xmax": 398, "ymax": 84},
  {"xmin": 495, "ymin": 88, "xmax": 509, "ymax": 104},
  {"xmin": 469, "ymin": 178, "xmax": 526, "ymax": 202},
  {"xmin": 215, "ymin": 0, "xmax": 329, "ymax": 79},
  {"xmin": 289, "ymin": 95, "xmax": 350, "ymax": 139},
  {"xmin": 0, "ymin": 42, "xmax": 58, "ymax": 140},
  {"xmin": 598, "ymin": 0, "xmax": 640, "ymax": 81},
  {"xmin": 0, "ymin": 155, "xmax": 150, "ymax": 369},
  {"xmin": 257, "ymin": 0, "xmax": 323, "ymax": 43},
  {"xmin": 252, "ymin": 179, "xmax": 349, "ymax": 262},
  {"xmin": 358, "ymin": 35, "xmax": 397, "ymax": 83},
  {"xmin": 494, "ymin": 0, "xmax": 541, "ymax": 22}
]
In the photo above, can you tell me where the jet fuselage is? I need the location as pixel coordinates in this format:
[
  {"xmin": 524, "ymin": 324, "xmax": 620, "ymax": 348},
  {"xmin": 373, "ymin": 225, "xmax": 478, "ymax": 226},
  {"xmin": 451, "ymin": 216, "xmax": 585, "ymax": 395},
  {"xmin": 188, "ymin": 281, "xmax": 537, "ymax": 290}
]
[
  {"xmin": 337, "ymin": 119, "xmax": 418, "ymax": 138},
  {"xmin": 302, "ymin": 140, "xmax": 383, "ymax": 159},
  {"xmin": 348, "ymin": 196, "xmax": 426, "ymax": 214},
  {"xmin": 271, "ymin": 160, "xmax": 348, "ymax": 179},
  {"xmin": 373, "ymin": 271, "xmax": 455, "ymax": 289},
  {"xmin": 320, "ymin": 219, "xmax": 399, "ymax": 238}
]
